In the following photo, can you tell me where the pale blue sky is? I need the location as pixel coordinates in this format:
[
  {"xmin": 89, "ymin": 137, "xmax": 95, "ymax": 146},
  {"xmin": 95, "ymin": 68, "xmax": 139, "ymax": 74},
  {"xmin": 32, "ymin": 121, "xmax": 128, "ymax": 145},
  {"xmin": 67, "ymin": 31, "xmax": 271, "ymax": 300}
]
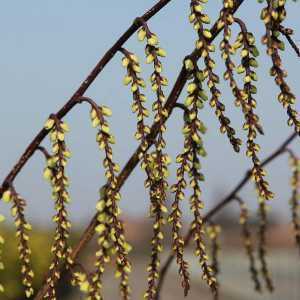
[{"xmin": 0, "ymin": 1, "xmax": 300, "ymax": 226}]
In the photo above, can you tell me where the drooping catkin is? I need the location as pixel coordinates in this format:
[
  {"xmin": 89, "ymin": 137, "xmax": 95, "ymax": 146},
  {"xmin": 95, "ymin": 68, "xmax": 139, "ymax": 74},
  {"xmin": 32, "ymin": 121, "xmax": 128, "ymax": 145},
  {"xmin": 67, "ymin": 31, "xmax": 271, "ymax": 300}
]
[
  {"xmin": 189, "ymin": 0, "xmax": 242, "ymax": 153},
  {"xmin": 169, "ymin": 132, "xmax": 191, "ymax": 296},
  {"xmin": 220, "ymin": 0, "xmax": 241, "ymax": 100},
  {"xmin": 136, "ymin": 22, "xmax": 170, "ymax": 300},
  {"xmin": 219, "ymin": 2, "xmax": 272, "ymax": 201},
  {"xmin": 288, "ymin": 154, "xmax": 300, "ymax": 254},
  {"xmin": 232, "ymin": 19, "xmax": 273, "ymax": 201},
  {"xmin": 2, "ymin": 188, "xmax": 34, "ymax": 298},
  {"xmin": 168, "ymin": 82, "xmax": 206, "ymax": 295},
  {"xmin": 121, "ymin": 46, "xmax": 166, "ymax": 300},
  {"xmin": 257, "ymin": 198, "xmax": 274, "ymax": 292},
  {"xmin": 181, "ymin": 58, "xmax": 217, "ymax": 293},
  {"xmin": 237, "ymin": 198, "xmax": 262, "ymax": 292},
  {"xmin": 87, "ymin": 187, "xmax": 112, "ymax": 300},
  {"xmin": 121, "ymin": 48, "xmax": 149, "ymax": 151},
  {"xmin": 207, "ymin": 223, "xmax": 221, "ymax": 300},
  {"xmin": 43, "ymin": 116, "xmax": 73, "ymax": 299},
  {"xmin": 120, "ymin": 47, "xmax": 170, "ymax": 300},
  {"xmin": 261, "ymin": 0, "xmax": 300, "ymax": 133},
  {"xmin": 190, "ymin": 138, "xmax": 217, "ymax": 293},
  {"xmin": 87, "ymin": 103, "xmax": 132, "ymax": 300}
]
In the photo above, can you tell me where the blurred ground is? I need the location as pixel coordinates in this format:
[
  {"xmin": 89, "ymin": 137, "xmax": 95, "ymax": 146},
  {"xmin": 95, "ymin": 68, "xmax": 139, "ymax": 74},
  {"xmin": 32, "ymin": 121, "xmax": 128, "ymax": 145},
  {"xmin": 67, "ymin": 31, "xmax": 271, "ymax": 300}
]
[
  {"xmin": 1, "ymin": 217, "xmax": 300, "ymax": 299},
  {"xmin": 66, "ymin": 249, "xmax": 300, "ymax": 300}
]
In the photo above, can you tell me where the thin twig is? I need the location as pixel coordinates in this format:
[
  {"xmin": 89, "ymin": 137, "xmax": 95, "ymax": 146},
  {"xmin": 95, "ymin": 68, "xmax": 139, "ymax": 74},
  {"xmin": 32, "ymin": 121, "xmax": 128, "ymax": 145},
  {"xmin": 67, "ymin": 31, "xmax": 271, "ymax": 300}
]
[
  {"xmin": 36, "ymin": 146, "xmax": 51, "ymax": 160},
  {"xmin": 279, "ymin": 25, "xmax": 300, "ymax": 57},
  {"xmin": 155, "ymin": 132, "xmax": 297, "ymax": 299}
]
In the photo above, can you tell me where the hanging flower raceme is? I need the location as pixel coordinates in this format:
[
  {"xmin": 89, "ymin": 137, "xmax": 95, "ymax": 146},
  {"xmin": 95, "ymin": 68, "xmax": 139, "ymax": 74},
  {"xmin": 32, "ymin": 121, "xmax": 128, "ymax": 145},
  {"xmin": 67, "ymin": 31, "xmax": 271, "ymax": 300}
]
[
  {"xmin": 2, "ymin": 188, "xmax": 34, "ymax": 298},
  {"xmin": 168, "ymin": 102, "xmax": 198, "ymax": 296},
  {"xmin": 220, "ymin": 0, "xmax": 241, "ymax": 100},
  {"xmin": 43, "ymin": 116, "xmax": 72, "ymax": 299},
  {"xmin": 220, "ymin": 1, "xmax": 264, "ymax": 138},
  {"xmin": 168, "ymin": 58, "xmax": 208, "ymax": 296},
  {"xmin": 137, "ymin": 21, "xmax": 170, "ymax": 300},
  {"xmin": 173, "ymin": 59, "xmax": 217, "ymax": 294},
  {"xmin": 237, "ymin": 197, "xmax": 262, "ymax": 292},
  {"xmin": 261, "ymin": 0, "xmax": 300, "ymax": 133},
  {"xmin": 189, "ymin": 0, "xmax": 242, "ymax": 153},
  {"xmin": 219, "ymin": 2, "xmax": 258, "ymax": 134},
  {"xmin": 190, "ymin": 139, "xmax": 217, "ymax": 293},
  {"xmin": 232, "ymin": 19, "xmax": 273, "ymax": 201},
  {"xmin": 85, "ymin": 101, "xmax": 131, "ymax": 300},
  {"xmin": 120, "ymin": 48, "xmax": 158, "ymax": 219},
  {"xmin": 144, "ymin": 151, "xmax": 170, "ymax": 300},
  {"xmin": 206, "ymin": 223, "xmax": 221, "ymax": 300},
  {"xmin": 288, "ymin": 153, "xmax": 300, "ymax": 254},
  {"xmin": 168, "ymin": 127, "xmax": 191, "ymax": 297},
  {"xmin": 121, "ymin": 48, "xmax": 150, "ymax": 151},
  {"xmin": 257, "ymin": 196, "xmax": 274, "ymax": 292},
  {"xmin": 120, "ymin": 47, "xmax": 168, "ymax": 300},
  {"xmin": 88, "ymin": 186, "xmax": 117, "ymax": 300}
]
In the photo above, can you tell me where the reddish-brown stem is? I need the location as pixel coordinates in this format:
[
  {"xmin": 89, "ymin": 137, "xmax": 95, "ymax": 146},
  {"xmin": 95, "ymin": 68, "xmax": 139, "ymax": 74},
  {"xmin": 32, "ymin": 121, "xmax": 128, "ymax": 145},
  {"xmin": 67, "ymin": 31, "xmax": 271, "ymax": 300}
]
[
  {"xmin": 278, "ymin": 25, "xmax": 300, "ymax": 57},
  {"xmin": 36, "ymin": 146, "xmax": 51, "ymax": 160},
  {"xmin": 155, "ymin": 132, "xmax": 297, "ymax": 299}
]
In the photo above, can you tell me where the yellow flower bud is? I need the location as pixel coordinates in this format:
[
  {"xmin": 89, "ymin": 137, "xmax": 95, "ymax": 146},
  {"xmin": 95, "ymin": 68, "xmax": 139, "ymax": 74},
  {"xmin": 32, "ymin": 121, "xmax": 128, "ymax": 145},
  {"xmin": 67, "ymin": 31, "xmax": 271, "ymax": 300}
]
[
  {"xmin": 203, "ymin": 29, "xmax": 212, "ymax": 39},
  {"xmin": 96, "ymin": 200, "xmax": 105, "ymax": 212},
  {"xmin": 79, "ymin": 281, "xmax": 90, "ymax": 293},
  {"xmin": 236, "ymin": 65, "xmax": 245, "ymax": 74},
  {"xmin": 101, "ymin": 106, "xmax": 112, "ymax": 117},
  {"xmin": 123, "ymin": 75, "xmax": 132, "ymax": 86},
  {"xmin": 241, "ymin": 49, "xmax": 249, "ymax": 58},
  {"xmin": 130, "ymin": 54, "xmax": 139, "ymax": 63},
  {"xmin": 244, "ymin": 75, "xmax": 251, "ymax": 83},
  {"xmin": 148, "ymin": 34, "xmax": 158, "ymax": 46},
  {"xmin": 187, "ymin": 82, "xmax": 197, "ymax": 94},
  {"xmin": 137, "ymin": 28, "xmax": 146, "ymax": 41},
  {"xmin": 60, "ymin": 122, "xmax": 69, "ymax": 132},
  {"xmin": 189, "ymin": 13, "xmax": 196, "ymax": 23},
  {"xmin": 92, "ymin": 117, "xmax": 100, "ymax": 128},
  {"xmin": 146, "ymin": 54, "xmax": 155, "ymax": 64},
  {"xmin": 90, "ymin": 108, "xmax": 97, "ymax": 120},
  {"xmin": 115, "ymin": 270, "xmax": 122, "ymax": 278},
  {"xmin": 122, "ymin": 57, "xmax": 130, "ymax": 68},
  {"xmin": 43, "ymin": 168, "xmax": 53, "ymax": 181},
  {"xmin": 95, "ymin": 224, "xmax": 106, "ymax": 235},
  {"xmin": 157, "ymin": 48, "xmax": 167, "ymax": 57},
  {"xmin": 194, "ymin": 4, "xmax": 203, "ymax": 13},
  {"xmin": 25, "ymin": 289, "xmax": 34, "ymax": 298},
  {"xmin": 184, "ymin": 59, "xmax": 194, "ymax": 71},
  {"xmin": 57, "ymin": 132, "xmax": 65, "ymax": 141},
  {"xmin": 2, "ymin": 190, "xmax": 11, "ymax": 203},
  {"xmin": 200, "ymin": 14, "xmax": 210, "ymax": 24},
  {"xmin": 44, "ymin": 118, "xmax": 55, "ymax": 130}
]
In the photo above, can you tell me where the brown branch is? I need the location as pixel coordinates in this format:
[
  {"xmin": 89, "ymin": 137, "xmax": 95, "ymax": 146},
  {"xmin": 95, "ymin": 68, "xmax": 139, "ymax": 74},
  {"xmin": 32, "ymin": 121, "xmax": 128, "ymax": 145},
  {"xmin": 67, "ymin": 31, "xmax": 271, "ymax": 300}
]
[
  {"xmin": 155, "ymin": 132, "xmax": 297, "ymax": 299},
  {"xmin": 0, "ymin": 0, "xmax": 173, "ymax": 198},
  {"xmin": 33, "ymin": 1, "xmax": 248, "ymax": 298},
  {"xmin": 278, "ymin": 25, "xmax": 300, "ymax": 57},
  {"xmin": 36, "ymin": 146, "xmax": 51, "ymax": 160}
]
